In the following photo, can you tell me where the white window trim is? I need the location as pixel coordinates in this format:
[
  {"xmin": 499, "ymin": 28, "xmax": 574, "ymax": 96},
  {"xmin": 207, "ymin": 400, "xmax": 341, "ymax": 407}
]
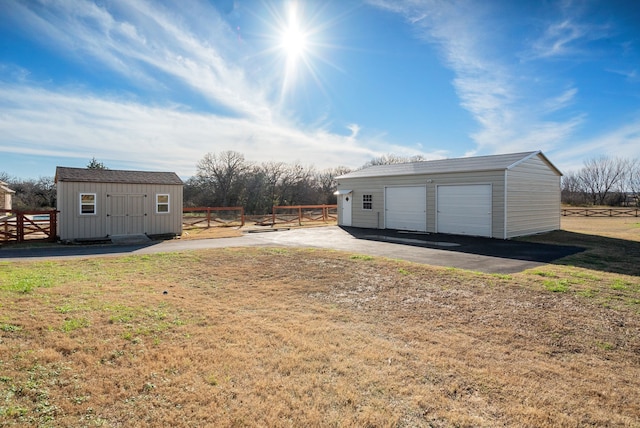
[
  {"xmin": 362, "ymin": 194, "xmax": 373, "ymax": 210},
  {"xmin": 156, "ymin": 193, "xmax": 170, "ymax": 214},
  {"xmin": 79, "ymin": 193, "xmax": 97, "ymax": 216}
]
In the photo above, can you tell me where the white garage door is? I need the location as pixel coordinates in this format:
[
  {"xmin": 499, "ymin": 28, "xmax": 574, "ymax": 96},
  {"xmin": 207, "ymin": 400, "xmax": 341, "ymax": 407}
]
[
  {"xmin": 385, "ymin": 186, "xmax": 427, "ymax": 232},
  {"xmin": 437, "ymin": 184, "xmax": 492, "ymax": 237}
]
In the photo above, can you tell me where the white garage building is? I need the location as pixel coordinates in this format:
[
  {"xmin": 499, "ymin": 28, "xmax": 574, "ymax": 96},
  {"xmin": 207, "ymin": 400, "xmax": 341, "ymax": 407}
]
[{"xmin": 334, "ymin": 151, "xmax": 562, "ymax": 239}]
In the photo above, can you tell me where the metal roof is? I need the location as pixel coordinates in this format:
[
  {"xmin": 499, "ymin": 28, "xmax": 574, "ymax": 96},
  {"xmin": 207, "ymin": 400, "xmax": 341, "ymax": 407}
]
[
  {"xmin": 55, "ymin": 167, "xmax": 183, "ymax": 185},
  {"xmin": 336, "ymin": 151, "xmax": 562, "ymax": 179}
]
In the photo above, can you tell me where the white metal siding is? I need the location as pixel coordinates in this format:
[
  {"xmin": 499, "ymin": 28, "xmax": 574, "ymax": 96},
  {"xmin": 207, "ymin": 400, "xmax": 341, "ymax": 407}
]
[
  {"xmin": 437, "ymin": 184, "xmax": 492, "ymax": 237},
  {"xmin": 384, "ymin": 186, "xmax": 427, "ymax": 231},
  {"xmin": 351, "ymin": 189, "xmax": 384, "ymax": 229},
  {"xmin": 338, "ymin": 170, "xmax": 505, "ymax": 237},
  {"xmin": 506, "ymin": 155, "xmax": 561, "ymax": 238}
]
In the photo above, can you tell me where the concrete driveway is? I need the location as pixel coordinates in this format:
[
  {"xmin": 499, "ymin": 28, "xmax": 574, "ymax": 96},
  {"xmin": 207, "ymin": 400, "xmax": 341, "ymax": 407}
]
[{"xmin": 0, "ymin": 226, "xmax": 583, "ymax": 274}]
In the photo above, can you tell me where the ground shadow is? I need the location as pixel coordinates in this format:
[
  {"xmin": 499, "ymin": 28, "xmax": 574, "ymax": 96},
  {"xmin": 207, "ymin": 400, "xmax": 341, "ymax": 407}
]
[
  {"xmin": 341, "ymin": 226, "xmax": 585, "ymax": 263},
  {"xmin": 343, "ymin": 226, "xmax": 640, "ymax": 277},
  {"xmin": 522, "ymin": 230, "xmax": 640, "ymax": 277},
  {"xmin": 0, "ymin": 241, "xmax": 159, "ymax": 260}
]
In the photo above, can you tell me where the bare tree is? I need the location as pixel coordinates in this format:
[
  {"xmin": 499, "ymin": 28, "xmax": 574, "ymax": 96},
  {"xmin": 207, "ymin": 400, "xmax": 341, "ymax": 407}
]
[
  {"xmin": 260, "ymin": 161, "xmax": 288, "ymax": 207},
  {"xmin": 7, "ymin": 177, "xmax": 56, "ymax": 210},
  {"xmin": 627, "ymin": 159, "xmax": 640, "ymax": 207},
  {"xmin": 196, "ymin": 151, "xmax": 252, "ymax": 207},
  {"xmin": 278, "ymin": 163, "xmax": 315, "ymax": 206},
  {"xmin": 561, "ymin": 171, "xmax": 587, "ymax": 205},
  {"xmin": 316, "ymin": 166, "xmax": 352, "ymax": 204},
  {"xmin": 578, "ymin": 156, "xmax": 628, "ymax": 206},
  {"xmin": 361, "ymin": 153, "xmax": 425, "ymax": 169}
]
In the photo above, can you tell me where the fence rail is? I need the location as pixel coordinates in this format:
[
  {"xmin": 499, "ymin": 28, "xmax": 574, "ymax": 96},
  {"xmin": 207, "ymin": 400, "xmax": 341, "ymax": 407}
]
[
  {"xmin": 182, "ymin": 207, "xmax": 245, "ymax": 228},
  {"xmin": 562, "ymin": 208, "xmax": 640, "ymax": 217},
  {"xmin": 261, "ymin": 204, "xmax": 337, "ymax": 226},
  {"xmin": 0, "ymin": 209, "xmax": 58, "ymax": 243}
]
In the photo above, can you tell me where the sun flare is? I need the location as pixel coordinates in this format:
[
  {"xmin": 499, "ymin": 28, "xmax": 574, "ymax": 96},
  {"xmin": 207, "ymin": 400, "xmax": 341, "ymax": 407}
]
[
  {"xmin": 279, "ymin": 3, "xmax": 307, "ymax": 62},
  {"xmin": 264, "ymin": 0, "xmax": 336, "ymax": 100}
]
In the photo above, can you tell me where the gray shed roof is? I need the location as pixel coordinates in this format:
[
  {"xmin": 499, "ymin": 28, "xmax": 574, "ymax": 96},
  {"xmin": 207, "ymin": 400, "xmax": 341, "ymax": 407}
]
[
  {"xmin": 55, "ymin": 167, "xmax": 183, "ymax": 185},
  {"xmin": 337, "ymin": 151, "xmax": 562, "ymax": 179}
]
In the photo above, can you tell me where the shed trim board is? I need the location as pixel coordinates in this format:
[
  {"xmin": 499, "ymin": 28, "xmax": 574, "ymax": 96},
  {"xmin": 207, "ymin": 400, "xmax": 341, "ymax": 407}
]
[
  {"xmin": 334, "ymin": 151, "xmax": 562, "ymax": 239},
  {"xmin": 384, "ymin": 185, "xmax": 427, "ymax": 232},
  {"xmin": 436, "ymin": 184, "xmax": 492, "ymax": 237},
  {"xmin": 504, "ymin": 170, "xmax": 508, "ymax": 240}
]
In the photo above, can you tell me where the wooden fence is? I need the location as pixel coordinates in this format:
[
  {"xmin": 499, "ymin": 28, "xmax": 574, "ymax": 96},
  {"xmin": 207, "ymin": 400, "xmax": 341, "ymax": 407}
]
[
  {"xmin": 562, "ymin": 208, "xmax": 640, "ymax": 217},
  {"xmin": 182, "ymin": 207, "xmax": 245, "ymax": 229},
  {"xmin": 0, "ymin": 209, "xmax": 58, "ymax": 243},
  {"xmin": 1, "ymin": 205, "xmax": 336, "ymax": 243},
  {"xmin": 260, "ymin": 204, "xmax": 337, "ymax": 226}
]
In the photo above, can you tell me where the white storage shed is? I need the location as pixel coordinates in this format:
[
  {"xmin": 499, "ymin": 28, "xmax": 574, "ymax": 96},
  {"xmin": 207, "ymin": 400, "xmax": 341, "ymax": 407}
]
[
  {"xmin": 55, "ymin": 167, "xmax": 183, "ymax": 242},
  {"xmin": 334, "ymin": 151, "xmax": 562, "ymax": 239}
]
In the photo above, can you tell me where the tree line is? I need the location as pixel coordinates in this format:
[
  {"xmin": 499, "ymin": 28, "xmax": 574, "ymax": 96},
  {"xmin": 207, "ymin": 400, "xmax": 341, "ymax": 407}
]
[
  {"xmin": 0, "ymin": 152, "xmax": 354, "ymax": 213},
  {"xmin": 6, "ymin": 152, "xmax": 637, "ymax": 211},
  {"xmin": 184, "ymin": 151, "xmax": 352, "ymax": 214},
  {"xmin": 562, "ymin": 156, "xmax": 640, "ymax": 206}
]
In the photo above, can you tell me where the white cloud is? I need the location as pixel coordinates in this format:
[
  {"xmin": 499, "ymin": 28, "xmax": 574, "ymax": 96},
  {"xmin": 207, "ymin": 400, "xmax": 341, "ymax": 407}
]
[
  {"xmin": 346, "ymin": 123, "xmax": 361, "ymax": 139},
  {"xmin": 552, "ymin": 119, "xmax": 640, "ymax": 173},
  {"xmin": 5, "ymin": 0, "xmax": 272, "ymax": 119},
  {"xmin": 369, "ymin": 0, "xmax": 585, "ymax": 155},
  {"xmin": 526, "ymin": 15, "xmax": 611, "ymax": 61},
  {"xmin": 0, "ymin": 85, "xmax": 398, "ymax": 175},
  {"xmin": 605, "ymin": 68, "xmax": 639, "ymax": 82},
  {"xmin": 0, "ymin": 0, "xmax": 448, "ymax": 177}
]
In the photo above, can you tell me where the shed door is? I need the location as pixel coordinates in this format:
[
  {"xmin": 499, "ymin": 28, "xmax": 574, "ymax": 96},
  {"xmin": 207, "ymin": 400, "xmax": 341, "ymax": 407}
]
[
  {"xmin": 108, "ymin": 195, "xmax": 127, "ymax": 235},
  {"xmin": 108, "ymin": 194, "xmax": 146, "ymax": 235},
  {"xmin": 128, "ymin": 195, "xmax": 146, "ymax": 234},
  {"xmin": 385, "ymin": 186, "xmax": 427, "ymax": 232},
  {"xmin": 437, "ymin": 184, "xmax": 491, "ymax": 237}
]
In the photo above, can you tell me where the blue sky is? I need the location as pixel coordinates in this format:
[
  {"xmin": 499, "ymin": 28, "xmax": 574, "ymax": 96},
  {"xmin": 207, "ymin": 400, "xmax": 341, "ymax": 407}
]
[{"xmin": 1, "ymin": 0, "xmax": 639, "ymax": 180}]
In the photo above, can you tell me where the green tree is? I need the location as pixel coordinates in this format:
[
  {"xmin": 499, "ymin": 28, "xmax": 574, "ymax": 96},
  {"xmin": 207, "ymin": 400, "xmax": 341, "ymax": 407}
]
[{"xmin": 87, "ymin": 157, "xmax": 108, "ymax": 169}]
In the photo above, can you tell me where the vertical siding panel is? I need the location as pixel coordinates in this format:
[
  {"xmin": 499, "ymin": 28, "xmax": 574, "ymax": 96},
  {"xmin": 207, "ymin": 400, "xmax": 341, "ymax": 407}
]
[
  {"xmin": 506, "ymin": 155, "xmax": 561, "ymax": 238},
  {"xmin": 57, "ymin": 174, "xmax": 183, "ymax": 241}
]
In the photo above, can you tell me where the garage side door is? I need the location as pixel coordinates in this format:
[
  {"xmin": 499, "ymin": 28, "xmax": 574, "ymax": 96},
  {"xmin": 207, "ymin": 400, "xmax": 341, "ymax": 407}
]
[
  {"xmin": 437, "ymin": 184, "xmax": 491, "ymax": 237},
  {"xmin": 385, "ymin": 186, "xmax": 427, "ymax": 232}
]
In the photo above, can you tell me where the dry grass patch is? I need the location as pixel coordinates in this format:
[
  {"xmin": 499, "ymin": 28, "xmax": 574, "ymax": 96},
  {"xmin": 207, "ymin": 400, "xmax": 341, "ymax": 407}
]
[
  {"xmin": 1, "ymin": 247, "xmax": 638, "ymax": 427},
  {"xmin": 180, "ymin": 227, "xmax": 243, "ymax": 240},
  {"xmin": 560, "ymin": 216, "xmax": 640, "ymax": 241}
]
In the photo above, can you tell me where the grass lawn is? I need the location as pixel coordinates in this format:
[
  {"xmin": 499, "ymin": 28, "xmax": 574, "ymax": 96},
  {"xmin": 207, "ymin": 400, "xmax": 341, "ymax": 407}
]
[{"xmin": 0, "ymin": 217, "xmax": 639, "ymax": 427}]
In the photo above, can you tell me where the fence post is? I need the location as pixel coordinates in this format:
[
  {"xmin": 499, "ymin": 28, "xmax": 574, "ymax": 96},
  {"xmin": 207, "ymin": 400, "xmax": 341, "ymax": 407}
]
[
  {"xmin": 241, "ymin": 207, "xmax": 245, "ymax": 227},
  {"xmin": 272, "ymin": 206, "xmax": 276, "ymax": 227},
  {"xmin": 50, "ymin": 210, "xmax": 57, "ymax": 242},
  {"xmin": 17, "ymin": 212, "xmax": 24, "ymax": 242},
  {"xmin": 207, "ymin": 208, "xmax": 211, "ymax": 228}
]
